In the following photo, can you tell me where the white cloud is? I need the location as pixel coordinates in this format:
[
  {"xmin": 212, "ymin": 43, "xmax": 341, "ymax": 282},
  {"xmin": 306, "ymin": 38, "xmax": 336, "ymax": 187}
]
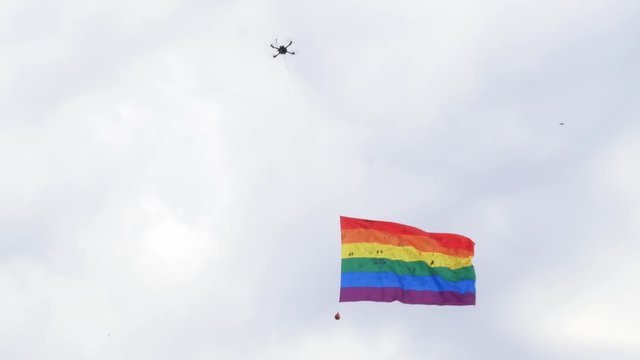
[
  {"xmin": 2, "ymin": 0, "xmax": 640, "ymax": 359},
  {"xmin": 505, "ymin": 124, "xmax": 640, "ymax": 358}
]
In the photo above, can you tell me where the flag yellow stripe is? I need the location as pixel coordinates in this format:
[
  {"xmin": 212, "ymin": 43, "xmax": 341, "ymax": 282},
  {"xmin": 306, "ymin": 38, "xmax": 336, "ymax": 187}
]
[{"xmin": 341, "ymin": 243, "xmax": 472, "ymax": 270}]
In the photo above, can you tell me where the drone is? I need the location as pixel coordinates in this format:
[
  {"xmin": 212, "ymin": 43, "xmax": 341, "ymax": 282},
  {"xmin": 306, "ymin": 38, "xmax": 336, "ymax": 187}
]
[{"xmin": 271, "ymin": 40, "xmax": 295, "ymax": 58}]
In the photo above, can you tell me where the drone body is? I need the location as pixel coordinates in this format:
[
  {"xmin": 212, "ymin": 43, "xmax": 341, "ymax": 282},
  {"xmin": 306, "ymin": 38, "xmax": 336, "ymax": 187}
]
[{"xmin": 271, "ymin": 40, "xmax": 295, "ymax": 58}]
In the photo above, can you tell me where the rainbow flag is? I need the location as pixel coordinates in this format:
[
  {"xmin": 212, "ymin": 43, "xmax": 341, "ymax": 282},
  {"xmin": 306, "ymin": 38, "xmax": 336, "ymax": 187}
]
[{"xmin": 340, "ymin": 216, "xmax": 476, "ymax": 306}]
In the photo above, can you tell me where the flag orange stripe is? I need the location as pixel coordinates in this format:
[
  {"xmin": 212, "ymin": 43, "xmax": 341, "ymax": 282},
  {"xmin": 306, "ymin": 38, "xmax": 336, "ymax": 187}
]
[
  {"xmin": 342, "ymin": 228, "xmax": 474, "ymax": 257},
  {"xmin": 340, "ymin": 216, "xmax": 474, "ymax": 253}
]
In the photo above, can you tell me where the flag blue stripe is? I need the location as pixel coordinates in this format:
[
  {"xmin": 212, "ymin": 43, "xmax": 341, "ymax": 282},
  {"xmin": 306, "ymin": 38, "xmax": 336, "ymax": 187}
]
[{"xmin": 341, "ymin": 272, "xmax": 475, "ymax": 293}]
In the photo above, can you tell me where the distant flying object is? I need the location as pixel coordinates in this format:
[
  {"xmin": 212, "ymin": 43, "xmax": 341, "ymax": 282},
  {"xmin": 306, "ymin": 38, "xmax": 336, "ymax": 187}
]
[
  {"xmin": 560, "ymin": 123, "xmax": 565, "ymax": 125},
  {"xmin": 271, "ymin": 40, "xmax": 295, "ymax": 58}
]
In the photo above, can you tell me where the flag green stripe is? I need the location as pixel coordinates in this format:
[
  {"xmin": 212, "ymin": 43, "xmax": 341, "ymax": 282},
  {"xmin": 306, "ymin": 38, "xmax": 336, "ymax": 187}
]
[{"xmin": 341, "ymin": 258, "xmax": 475, "ymax": 282}]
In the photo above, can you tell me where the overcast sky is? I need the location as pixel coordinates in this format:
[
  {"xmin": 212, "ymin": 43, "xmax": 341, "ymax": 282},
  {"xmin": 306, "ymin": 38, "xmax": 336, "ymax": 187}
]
[{"xmin": 2, "ymin": 0, "xmax": 640, "ymax": 359}]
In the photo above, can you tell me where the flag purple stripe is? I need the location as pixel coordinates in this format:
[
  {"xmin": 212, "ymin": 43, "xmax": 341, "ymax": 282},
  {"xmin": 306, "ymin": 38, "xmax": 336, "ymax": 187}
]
[{"xmin": 340, "ymin": 287, "xmax": 475, "ymax": 306}]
